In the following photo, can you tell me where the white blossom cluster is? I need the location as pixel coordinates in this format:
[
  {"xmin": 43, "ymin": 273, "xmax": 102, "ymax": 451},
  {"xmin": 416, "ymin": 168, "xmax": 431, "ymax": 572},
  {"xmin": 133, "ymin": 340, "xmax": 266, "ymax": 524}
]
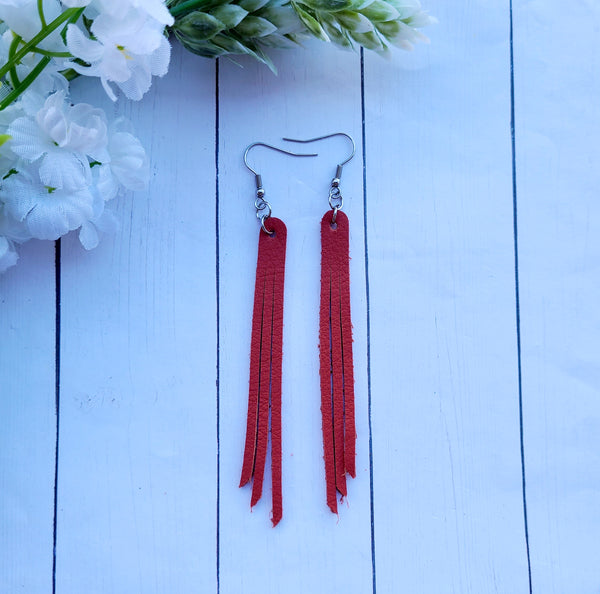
[{"xmin": 0, "ymin": 0, "xmax": 173, "ymax": 273}]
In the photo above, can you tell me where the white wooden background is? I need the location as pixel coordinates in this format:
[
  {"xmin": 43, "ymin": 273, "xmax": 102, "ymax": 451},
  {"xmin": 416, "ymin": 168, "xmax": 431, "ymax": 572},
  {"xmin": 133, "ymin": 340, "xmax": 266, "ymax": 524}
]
[{"xmin": 1, "ymin": 0, "xmax": 599, "ymax": 592}]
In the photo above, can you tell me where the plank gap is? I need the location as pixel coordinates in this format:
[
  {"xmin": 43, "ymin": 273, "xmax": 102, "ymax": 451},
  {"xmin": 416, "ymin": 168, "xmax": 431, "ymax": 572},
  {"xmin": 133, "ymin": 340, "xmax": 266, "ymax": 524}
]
[
  {"xmin": 52, "ymin": 238, "xmax": 61, "ymax": 594},
  {"xmin": 509, "ymin": 1, "xmax": 533, "ymax": 591},
  {"xmin": 215, "ymin": 56, "xmax": 222, "ymax": 594},
  {"xmin": 360, "ymin": 47, "xmax": 377, "ymax": 594}
]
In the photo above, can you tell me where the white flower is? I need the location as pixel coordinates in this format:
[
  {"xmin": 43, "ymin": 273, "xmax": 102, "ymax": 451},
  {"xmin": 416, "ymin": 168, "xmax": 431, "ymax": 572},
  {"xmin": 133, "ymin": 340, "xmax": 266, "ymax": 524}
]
[
  {"xmin": 94, "ymin": 121, "xmax": 148, "ymax": 200},
  {"xmin": 105, "ymin": 130, "xmax": 148, "ymax": 190},
  {"xmin": 1, "ymin": 190, "xmax": 33, "ymax": 272},
  {"xmin": 0, "ymin": 0, "xmax": 66, "ymax": 52},
  {"xmin": 0, "ymin": 197, "xmax": 32, "ymax": 240},
  {"xmin": 8, "ymin": 91, "xmax": 109, "ymax": 190},
  {"xmin": 66, "ymin": 8, "xmax": 171, "ymax": 101},
  {"xmin": 0, "ymin": 163, "xmax": 94, "ymax": 240},
  {"xmin": 78, "ymin": 190, "xmax": 117, "ymax": 249},
  {"xmin": 89, "ymin": 0, "xmax": 173, "ymax": 26},
  {"xmin": 0, "ymin": 140, "xmax": 17, "ymax": 178},
  {"xmin": 0, "ymin": 30, "xmax": 71, "ymax": 115},
  {"xmin": 0, "ymin": 235, "xmax": 18, "ymax": 273},
  {"xmin": 61, "ymin": 0, "xmax": 90, "ymax": 6},
  {"xmin": 0, "ymin": 104, "xmax": 21, "ymax": 177}
]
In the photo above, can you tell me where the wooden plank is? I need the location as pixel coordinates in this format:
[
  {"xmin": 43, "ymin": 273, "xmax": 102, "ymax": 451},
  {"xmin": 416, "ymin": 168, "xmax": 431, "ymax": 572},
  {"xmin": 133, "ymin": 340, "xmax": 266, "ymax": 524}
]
[
  {"xmin": 363, "ymin": 1, "xmax": 531, "ymax": 590},
  {"xmin": 513, "ymin": 2, "xmax": 600, "ymax": 592},
  {"xmin": 218, "ymin": 44, "xmax": 373, "ymax": 592},
  {"xmin": 54, "ymin": 44, "xmax": 218, "ymax": 593},
  {"xmin": 0, "ymin": 241, "xmax": 56, "ymax": 593}
]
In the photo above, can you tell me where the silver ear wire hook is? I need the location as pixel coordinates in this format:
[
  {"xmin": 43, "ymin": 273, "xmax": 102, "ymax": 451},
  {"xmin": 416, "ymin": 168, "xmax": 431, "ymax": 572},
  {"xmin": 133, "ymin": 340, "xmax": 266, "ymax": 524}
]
[
  {"xmin": 244, "ymin": 142, "xmax": 317, "ymax": 234},
  {"xmin": 282, "ymin": 132, "xmax": 355, "ymax": 223}
]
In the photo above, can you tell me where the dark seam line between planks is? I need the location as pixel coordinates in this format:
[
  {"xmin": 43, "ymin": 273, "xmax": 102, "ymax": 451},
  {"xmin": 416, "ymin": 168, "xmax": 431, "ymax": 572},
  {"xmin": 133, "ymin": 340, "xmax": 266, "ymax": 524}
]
[
  {"xmin": 509, "ymin": 3, "xmax": 533, "ymax": 592},
  {"xmin": 52, "ymin": 238, "xmax": 61, "ymax": 594},
  {"xmin": 360, "ymin": 48, "xmax": 377, "ymax": 594},
  {"xmin": 215, "ymin": 58, "xmax": 221, "ymax": 594}
]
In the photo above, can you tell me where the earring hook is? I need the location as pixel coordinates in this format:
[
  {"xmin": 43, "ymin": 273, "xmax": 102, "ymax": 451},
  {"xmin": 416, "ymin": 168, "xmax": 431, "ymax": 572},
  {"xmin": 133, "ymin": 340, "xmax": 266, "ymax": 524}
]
[
  {"xmin": 282, "ymin": 132, "xmax": 355, "ymax": 224},
  {"xmin": 244, "ymin": 142, "xmax": 318, "ymax": 235},
  {"xmin": 282, "ymin": 132, "xmax": 355, "ymax": 180},
  {"xmin": 244, "ymin": 142, "xmax": 318, "ymax": 176}
]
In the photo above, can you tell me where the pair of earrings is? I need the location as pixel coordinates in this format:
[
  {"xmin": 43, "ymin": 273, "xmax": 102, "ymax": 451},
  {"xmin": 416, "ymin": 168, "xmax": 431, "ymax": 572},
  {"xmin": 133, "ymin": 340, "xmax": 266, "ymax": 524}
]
[{"xmin": 239, "ymin": 133, "xmax": 356, "ymax": 526}]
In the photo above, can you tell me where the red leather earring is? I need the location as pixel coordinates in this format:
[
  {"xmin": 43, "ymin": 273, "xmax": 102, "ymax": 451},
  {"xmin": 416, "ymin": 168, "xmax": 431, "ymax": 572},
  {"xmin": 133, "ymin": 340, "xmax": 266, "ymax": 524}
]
[
  {"xmin": 284, "ymin": 133, "xmax": 357, "ymax": 514},
  {"xmin": 319, "ymin": 205, "xmax": 356, "ymax": 514},
  {"xmin": 239, "ymin": 142, "xmax": 316, "ymax": 526}
]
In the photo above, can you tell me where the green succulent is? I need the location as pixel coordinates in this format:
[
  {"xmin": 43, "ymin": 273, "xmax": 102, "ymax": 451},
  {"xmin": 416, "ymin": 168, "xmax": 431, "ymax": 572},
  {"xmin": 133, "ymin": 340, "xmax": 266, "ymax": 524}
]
[{"xmin": 167, "ymin": 0, "xmax": 434, "ymax": 68}]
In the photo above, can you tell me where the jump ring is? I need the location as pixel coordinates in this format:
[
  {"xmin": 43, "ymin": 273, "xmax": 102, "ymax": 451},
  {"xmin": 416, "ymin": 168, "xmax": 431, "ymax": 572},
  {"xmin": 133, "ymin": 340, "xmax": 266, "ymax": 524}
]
[
  {"xmin": 260, "ymin": 215, "xmax": 274, "ymax": 235},
  {"xmin": 256, "ymin": 201, "xmax": 272, "ymax": 221},
  {"xmin": 328, "ymin": 192, "xmax": 343, "ymax": 211},
  {"xmin": 331, "ymin": 206, "xmax": 339, "ymax": 224}
]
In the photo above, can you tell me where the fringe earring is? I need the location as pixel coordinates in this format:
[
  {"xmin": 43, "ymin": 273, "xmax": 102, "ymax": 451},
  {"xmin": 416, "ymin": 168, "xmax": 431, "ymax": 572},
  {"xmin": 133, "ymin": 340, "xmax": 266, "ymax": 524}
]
[
  {"xmin": 319, "ymin": 206, "xmax": 356, "ymax": 513},
  {"xmin": 284, "ymin": 133, "xmax": 357, "ymax": 514},
  {"xmin": 239, "ymin": 142, "xmax": 316, "ymax": 526}
]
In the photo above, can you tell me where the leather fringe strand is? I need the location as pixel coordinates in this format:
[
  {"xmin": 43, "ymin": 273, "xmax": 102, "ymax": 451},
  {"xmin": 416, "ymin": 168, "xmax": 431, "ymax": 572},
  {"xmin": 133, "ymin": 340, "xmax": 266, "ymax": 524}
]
[
  {"xmin": 240, "ymin": 218, "xmax": 287, "ymax": 526},
  {"xmin": 319, "ymin": 210, "xmax": 356, "ymax": 514}
]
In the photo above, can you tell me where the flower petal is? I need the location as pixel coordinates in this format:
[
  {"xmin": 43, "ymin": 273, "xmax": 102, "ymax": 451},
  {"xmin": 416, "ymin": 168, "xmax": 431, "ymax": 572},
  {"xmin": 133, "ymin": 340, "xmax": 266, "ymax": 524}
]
[
  {"xmin": 66, "ymin": 24, "xmax": 105, "ymax": 63},
  {"xmin": 0, "ymin": 236, "xmax": 18, "ymax": 273},
  {"xmin": 38, "ymin": 150, "xmax": 90, "ymax": 190},
  {"xmin": 8, "ymin": 116, "xmax": 50, "ymax": 161}
]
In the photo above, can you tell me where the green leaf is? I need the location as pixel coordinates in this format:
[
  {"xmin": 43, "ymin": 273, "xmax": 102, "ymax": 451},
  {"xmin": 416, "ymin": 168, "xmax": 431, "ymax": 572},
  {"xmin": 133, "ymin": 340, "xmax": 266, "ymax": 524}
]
[
  {"xmin": 169, "ymin": 0, "xmax": 225, "ymax": 19},
  {"xmin": 286, "ymin": 33, "xmax": 305, "ymax": 44},
  {"xmin": 375, "ymin": 19, "xmax": 400, "ymax": 36},
  {"xmin": 238, "ymin": 0, "xmax": 271, "ymax": 12},
  {"xmin": 375, "ymin": 18, "xmax": 414, "ymax": 43},
  {"xmin": 296, "ymin": 0, "xmax": 355, "ymax": 12},
  {"xmin": 212, "ymin": 34, "xmax": 276, "ymax": 69},
  {"xmin": 173, "ymin": 31, "xmax": 222, "ymax": 56},
  {"xmin": 385, "ymin": 0, "xmax": 419, "ymax": 19},
  {"xmin": 292, "ymin": 3, "xmax": 330, "ymax": 41},
  {"xmin": 406, "ymin": 12, "xmax": 435, "ymax": 27},
  {"xmin": 212, "ymin": 33, "xmax": 256, "ymax": 55},
  {"xmin": 257, "ymin": 33, "xmax": 300, "ymax": 49},
  {"xmin": 260, "ymin": 6, "xmax": 302, "ymax": 34},
  {"xmin": 359, "ymin": 0, "xmax": 399, "ymax": 22},
  {"xmin": 252, "ymin": 45, "xmax": 278, "ymax": 72},
  {"xmin": 335, "ymin": 10, "xmax": 374, "ymax": 33},
  {"xmin": 210, "ymin": 4, "xmax": 249, "ymax": 28},
  {"xmin": 349, "ymin": 30, "xmax": 383, "ymax": 50},
  {"xmin": 0, "ymin": 133, "xmax": 11, "ymax": 147},
  {"xmin": 322, "ymin": 20, "xmax": 354, "ymax": 48},
  {"xmin": 354, "ymin": 0, "xmax": 376, "ymax": 9},
  {"xmin": 175, "ymin": 11, "xmax": 226, "ymax": 41},
  {"xmin": 235, "ymin": 15, "xmax": 278, "ymax": 37}
]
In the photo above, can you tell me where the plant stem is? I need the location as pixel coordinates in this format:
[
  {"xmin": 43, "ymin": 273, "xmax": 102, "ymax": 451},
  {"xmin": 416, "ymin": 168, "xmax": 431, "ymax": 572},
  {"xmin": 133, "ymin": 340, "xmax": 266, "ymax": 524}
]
[
  {"xmin": 60, "ymin": 68, "xmax": 80, "ymax": 81},
  {"xmin": 0, "ymin": 7, "xmax": 83, "ymax": 81},
  {"xmin": 37, "ymin": 0, "xmax": 47, "ymax": 28},
  {"xmin": 8, "ymin": 35, "xmax": 22, "ymax": 90},
  {"xmin": 30, "ymin": 47, "xmax": 72, "ymax": 58},
  {"xmin": 0, "ymin": 56, "xmax": 51, "ymax": 111}
]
